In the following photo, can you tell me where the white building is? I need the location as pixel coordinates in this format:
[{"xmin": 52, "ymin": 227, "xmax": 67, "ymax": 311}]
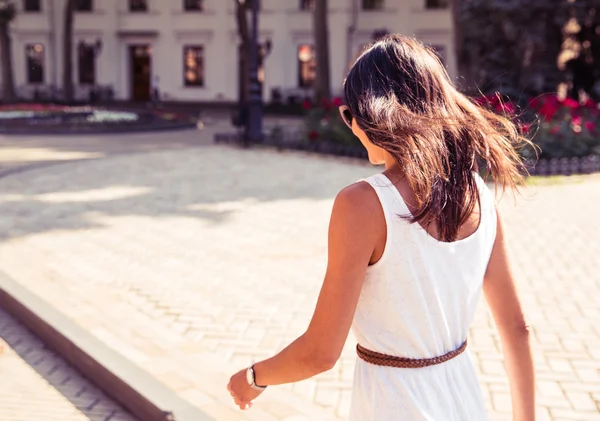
[{"xmin": 1, "ymin": 0, "xmax": 454, "ymax": 103}]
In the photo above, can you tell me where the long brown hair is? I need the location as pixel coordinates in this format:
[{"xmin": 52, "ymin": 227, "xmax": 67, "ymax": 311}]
[{"xmin": 343, "ymin": 34, "xmax": 533, "ymax": 242}]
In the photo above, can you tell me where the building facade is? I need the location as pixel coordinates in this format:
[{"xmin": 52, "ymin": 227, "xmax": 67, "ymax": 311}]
[{"xmin": 1, "ymin": 0, "xmax": 453, "ymax": 102}]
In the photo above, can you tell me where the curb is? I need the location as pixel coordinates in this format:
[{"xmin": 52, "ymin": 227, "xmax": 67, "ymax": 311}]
[{"xmin": 0, "ymin": 269, "xmax": 214, "ymax": 421}]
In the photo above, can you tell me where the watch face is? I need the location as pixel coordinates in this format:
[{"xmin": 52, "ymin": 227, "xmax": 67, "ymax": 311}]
[{"xmin": 246, "ymin": 367, "xmax": 254, "ymax": 386}]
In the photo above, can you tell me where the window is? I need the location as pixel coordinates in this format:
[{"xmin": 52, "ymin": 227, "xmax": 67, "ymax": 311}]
[
  {"xmin": 298, "ymin": 44, "xmax": 316, "ymax": 88},
  {"xmin": 26, "ymin": 44, "xmax": 45, "ymax": 84},
  {"xmin": 75, "ymin": 0, "xmax": 93, "ymax": 12},
  {"xmin": 362, "ymin": 0, "xmax": 384, "ymax": 10},
  {"xmin": 299, "ymin": 0, "xmax": 314, "ymax": 10},
  {"xmin": 183, "ymin": 0, "xmax": 203, "ymax": 11},
  {"xmin": 183, "ymin": 46, "xmax": 204, "ymax": 87},
  {"xmin": 129, "ymin": 0, "xmax": 148, "ymax": 12},
  {"xmin": 23, "ymin": 0, "xmax": 41, "ymax": 12},
  {"xmin": 78, "ymin": 44, "xmax": 96, "ymax": 85},
  {"xmin": 426, "ymin": 0, "xmax": 449, "ymax": 8}
]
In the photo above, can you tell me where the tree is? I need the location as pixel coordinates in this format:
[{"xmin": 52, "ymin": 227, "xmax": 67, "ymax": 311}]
[
  {"xmin": 313, "ymin": 0, "xmax": 331, "ymax": 102},
  {"xmin": 458, "ymin": 0, "xmax": 600, "ymax": 99},
  {"xmin": 63, "ymin": 0, "xmax": 76, "ymax": 102},
  {"xmin": 234, "ymin": 0, "xmax": 251, "ymax": 105},
  {"xmin": 0, "ymin": 0, "xmax": 16, "ymax": 102},
  {"xmin": 450, "ymin": 0, "xmax": 472, "ymax": 91}
]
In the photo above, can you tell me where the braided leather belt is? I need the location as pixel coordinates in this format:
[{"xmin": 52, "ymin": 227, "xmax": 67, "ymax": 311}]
[{"xmin": 356, "ymin": 340, "xmax": 468, "ymax": 368}]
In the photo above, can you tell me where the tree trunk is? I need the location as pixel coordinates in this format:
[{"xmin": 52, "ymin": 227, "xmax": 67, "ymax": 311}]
[
  {"xmin": 0, "ymin": 23, "xmax": 16, "ymax": 102},
  {"xmin": 450, "ymin": 0, "xmax": 472, "ymax": 93},
  {"xmin": 235, "ymin": 0, "xmax": 251, "ymax": 104},
  {"xmin": 63, "ymin": 0, "xmax": 75, "ymax": 102},
  {"xmin": 313, "ymin": 0, "xmax": 331, "ymax": 102}
]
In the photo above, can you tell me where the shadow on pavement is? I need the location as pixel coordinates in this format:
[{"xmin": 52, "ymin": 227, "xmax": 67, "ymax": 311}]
[{"xmin": 0, "ymin": 307, "xmax": 137, "ymax": 421}]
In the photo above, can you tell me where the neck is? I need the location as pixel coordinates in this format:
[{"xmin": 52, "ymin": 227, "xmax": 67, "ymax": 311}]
[{"xmin": 383, "ymin": 151, "xmax": 400, "ymax": 172}]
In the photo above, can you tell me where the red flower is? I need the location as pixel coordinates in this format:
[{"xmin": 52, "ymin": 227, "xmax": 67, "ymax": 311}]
[
  {"xmin": 585, "ymin": 121, "xmax": 596, "ymax": 133},
  {"xmin": 572, "ymin": 116, "xmax": 582, "ymax": 126},
  {"xmin": 496, "ymin": 102, "xmax": 516, "ymax": 115},
  {"xmin": 308, "ymin": 130, "xmax": 319, "ymax": 141},
  {"xmin": 562, "ymin": 98, "xmax": 580, "ymax": 109},
  {"xmin": 321, "ymin": 98, "xmax": 331, "ymax": 110},
  {"xmin": 583, "ymin": 98, "xmax": 596, "ymax": 110},
  {"xmin": 549, "ymin": 125, "xmax": 560, "ymax": 135},
  {"xmin": 302, "ymin": 99, "xmax": 311, "ymax": 110},
  {"xmin": 529, "ymin": 98, "xmax": 541, "ymax": 109},
  {"xmin": 332, "ymin": 97, "xmax": 343, "ymax": 107},
  {"xmin": 475, "ymin": 93, "xmax": 500, "ymax": 107},
  {"xmin": 538, "ymin": 102, "xmax": 559, "ymax": 121},
  {"xmin": 520, "ymin": 123, "xmax": 532, "ymax": 134}
]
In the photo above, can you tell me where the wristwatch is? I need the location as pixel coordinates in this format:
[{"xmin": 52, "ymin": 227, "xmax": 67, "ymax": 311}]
[{"xmin": 246, "ymin": 365, "xmax": 267, "ymax": 391}]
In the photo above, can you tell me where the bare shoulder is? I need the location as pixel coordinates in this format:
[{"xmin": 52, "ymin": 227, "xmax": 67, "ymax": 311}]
[
  {"xmin": 334, "ymin": 181, "xmax": 381, "ymax": 216},
  {"xmin": 331, "ymin": 181, "xmax": 384, "ymax": 232}
]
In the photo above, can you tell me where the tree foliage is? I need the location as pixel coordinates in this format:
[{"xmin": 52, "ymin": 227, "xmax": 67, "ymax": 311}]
[{"xmin": 458, "ymin": 0, "xmax": 600, "ymax": 100}]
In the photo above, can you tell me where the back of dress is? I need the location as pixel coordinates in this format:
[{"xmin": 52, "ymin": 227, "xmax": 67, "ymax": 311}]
[{"xmin": 350, "ymin": 173, "xmax": 497, "ymax": 421}]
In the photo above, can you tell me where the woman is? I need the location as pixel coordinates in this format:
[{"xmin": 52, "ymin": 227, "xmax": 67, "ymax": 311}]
[{"xmin": 228, "ymin": 34, "xmax": 535, "ymax": 420}]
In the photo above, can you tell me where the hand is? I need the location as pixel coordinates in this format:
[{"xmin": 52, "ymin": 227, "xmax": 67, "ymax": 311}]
[{"xmin": 227, "ymin": 369, "xmax": 265, "ymax": 410}]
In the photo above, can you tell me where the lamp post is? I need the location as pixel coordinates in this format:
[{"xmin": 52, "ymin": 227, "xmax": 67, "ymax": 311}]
[{"xmin": 246, "ymin": 0, "xmax": 262, "ymax": 145}]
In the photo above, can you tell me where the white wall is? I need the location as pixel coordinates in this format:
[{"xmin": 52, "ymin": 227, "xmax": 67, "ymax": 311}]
[{"xmin": 1, "ymin": 0, "xmax": 454, "ymax": 102}]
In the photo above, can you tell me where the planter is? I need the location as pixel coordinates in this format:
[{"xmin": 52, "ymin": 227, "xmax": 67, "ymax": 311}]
[
  {"xmin": 526, "ymin": 155, "xmax": 600, "ymax": 176},
  {"xmin": 0, "ymin": 103, "xmax": 198, "ymax": 134}
]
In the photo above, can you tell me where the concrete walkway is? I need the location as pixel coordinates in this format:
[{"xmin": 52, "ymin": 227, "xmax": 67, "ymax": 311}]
[
  {"xmin": 0, "ymin": 130, "xmax": 599, "ymax": 420},
  {"xmin": 0, "ymin": 307, "xmax": 138, "ymax": 421}
]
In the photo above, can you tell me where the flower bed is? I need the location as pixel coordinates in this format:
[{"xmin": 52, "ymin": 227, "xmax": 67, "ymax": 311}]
[
  {"xmin": 0, "ymin": 103, "xmax": 198, "ymax": 134},
  {"xmin": 476, "ymin": 93, "xmax": 600, "ymax": 161},
  {"xmin": 216, "ymin": 93, "xmax": 600, "ymax": 176}
]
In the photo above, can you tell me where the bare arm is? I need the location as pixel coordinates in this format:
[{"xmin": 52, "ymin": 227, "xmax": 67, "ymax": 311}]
[
  {"xmin": 252, "ymin": 182, "xmax": 382, "ymax": 386},
  {"xmin": 483, "ymin": 210, "xmax": 535, "ymax": 421}
]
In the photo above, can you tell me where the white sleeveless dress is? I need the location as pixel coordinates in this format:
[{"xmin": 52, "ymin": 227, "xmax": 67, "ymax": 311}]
[{"xmin": 350, "ymin": 173, "xmax": 497, "ymax": 420}]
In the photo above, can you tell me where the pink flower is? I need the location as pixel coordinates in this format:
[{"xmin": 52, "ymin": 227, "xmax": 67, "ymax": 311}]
[
  {"xmin": 520, "ymin": 123, "xmax": 532, "ymax": 134},
  {"xmin": 585, "ymin": 121, "xmax": 596, "ymax": 133},
  {"xmin": 583, "ymin": 98, "xmax": 596, "ymax": 110},
  {"xmin": 529, "ymin": 98, "xmax": 540, "ymax": 109},
  {"xmin": 302, "ymin": 99, "xmax": 311, "ymax": 110},
  {"xmin": 496, "ymin": 102, "xmax": 516, "ymax": 115},
  {"xmin": 562, "ymin": 98, "xmax": 580, "ymax": 109},
  {"xmin": 308, "ymin": 130, "xmax": 319, "ymax": 141},
  {"xmin": 538, "ymin": 102, "xmax": 559, "ymax": 121},
  {"xmin": 332, "ymin": 97, "xmax": 343, "ymax": 107},
  {"xmin": 475, "ymin": 93, "xmax": 501, "ymax": 107}
]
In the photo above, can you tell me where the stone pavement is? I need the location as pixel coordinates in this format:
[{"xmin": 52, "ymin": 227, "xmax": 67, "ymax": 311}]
[
  {"xmin": 0, "ymin": 307, "xmax": 138, "ymax": 421},
  {"xmin": 0, "ymin": 135, "xmax": 599, "ymax": 420}
]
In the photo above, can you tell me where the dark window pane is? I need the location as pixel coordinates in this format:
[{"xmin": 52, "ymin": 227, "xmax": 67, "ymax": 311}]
[
  {"xmin": 78, "ymin": 44, "xmax": 96, "ymax": 85},
  {"xmin": 297, "ymin": 44, "xmax": 316, "ymax": 88},
  {"xmin": 183, "ymin": 46, "xmax": 205, "ymax": 87},
  {"xmin": 75, "ymin": 0, "xmax": 93, "ymax": 12},
  {"xmin": 129, "ymin": 0, "xmax": 147, "ymax": 12},
  {"xmin": 183, "ymin": 0, "xmax": 203, "ymax": 11},
  {"xmin": 299, "ymin": 0, "xmax": 314, "ymax": 10},
  {"xmin": 26, "ymin": 44, "xmax": 45, "ymax": 84},
  {"xmin": 362, "ymin": 0, "xmax": 384, "ymax": 10},
  {"xmin": 24, "ymin": 0, "xmax": 41, "ymax": 12},
  {"xmin": 426, "ymin": 0, "xmax": 449, "ymax": 9}
]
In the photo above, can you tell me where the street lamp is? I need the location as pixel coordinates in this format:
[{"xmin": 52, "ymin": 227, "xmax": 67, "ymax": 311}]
[{"xmin": 246, "ymin": 0, "xmax": 262, "ymax": 145}]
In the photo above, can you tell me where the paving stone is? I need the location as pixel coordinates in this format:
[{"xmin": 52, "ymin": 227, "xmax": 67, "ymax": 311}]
[
  {"xmin": 1, "ymin": 135, "xmax": 599, "ymax": 420},
  {"xmin": 0, "ymin": 308, "xmax": 138, "ymax": 421}
]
